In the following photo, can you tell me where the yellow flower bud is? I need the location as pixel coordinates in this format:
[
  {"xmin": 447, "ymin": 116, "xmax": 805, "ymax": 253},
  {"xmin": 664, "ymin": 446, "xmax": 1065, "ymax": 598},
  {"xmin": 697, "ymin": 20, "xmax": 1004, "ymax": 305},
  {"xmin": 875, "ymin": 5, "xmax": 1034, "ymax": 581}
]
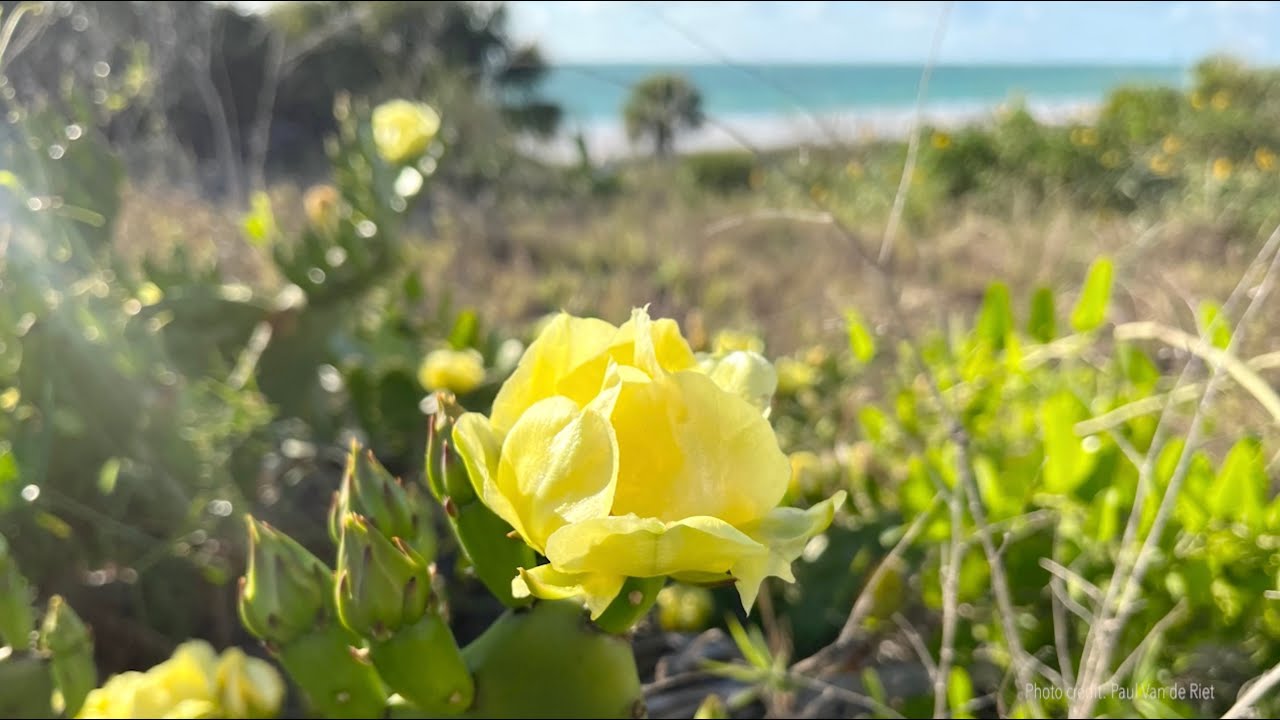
[
  {"xmin": 1256, "ymin": 147, "xmax": 1277, "ymax": 172},
  {"xmin": 372, "ymin": 100, "xmax": 441, "ymax": 165},
  {"xmin": 1148, "ymin": 154, "xmax": 1172, "ymax": 177},
  {"xmin": 302, "ymin": 184, "xmax": 341, "ymax": 232},
  {"xmin": 711, "ymin": 329, "xmax": 764, "ymax": 355},
  {"xmin": 1212, "ymin": 157, "xmax": 1233, "ymax": 182},
  {"xmin": 930, "ymin": 131, "xmax": 951, "ymax": 150},
  {"xmin": 776, "ymin": 357, "xmax": 818, "ymax": 395},
  {"xmin": 419, "ymin": 348, "xmax": 487, "ymax": 395}
]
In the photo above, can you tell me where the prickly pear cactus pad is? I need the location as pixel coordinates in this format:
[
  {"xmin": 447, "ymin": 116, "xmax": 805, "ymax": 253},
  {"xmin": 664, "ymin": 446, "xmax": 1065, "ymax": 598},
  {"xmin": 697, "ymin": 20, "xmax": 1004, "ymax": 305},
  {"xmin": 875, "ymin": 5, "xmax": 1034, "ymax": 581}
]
[{"xmin": 452, "ymin": 306, "xmax": 846, "ymax": 616}]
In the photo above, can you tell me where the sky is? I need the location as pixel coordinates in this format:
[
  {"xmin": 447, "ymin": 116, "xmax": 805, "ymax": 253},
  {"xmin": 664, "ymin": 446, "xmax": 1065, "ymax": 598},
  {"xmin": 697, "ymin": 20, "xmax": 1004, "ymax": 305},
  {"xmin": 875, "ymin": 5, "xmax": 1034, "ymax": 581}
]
[{"xmin": 505, "ymin": 1, "xmax": 1280, "ymax": 65}]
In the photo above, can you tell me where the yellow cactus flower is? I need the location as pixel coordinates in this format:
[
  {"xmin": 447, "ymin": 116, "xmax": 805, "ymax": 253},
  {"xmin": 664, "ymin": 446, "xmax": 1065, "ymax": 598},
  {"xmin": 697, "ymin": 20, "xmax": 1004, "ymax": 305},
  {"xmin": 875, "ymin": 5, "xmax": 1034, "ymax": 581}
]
[
  {"xmin": 1162, "ymin": 135, "xmax": 1183, "ymax": 155},
  {"xmin": 930, "ymin": 131, "xmax": 951, "ymax": 150},
  {"xmin": 775, "ymin": 357, "xmax": 818, "ymax": 395},
  {"xmin": 215, "ymin": 648, "xmax": 285, "ymax": 719},
  {"xmin": 419, "ymin": 348, "xmax": 487, "ymax": 395},
  {"xmin": 1210, "ymin": 90, "xmax": 1230, "ymax": 111},
  {"xmin": 452, "ymin": 308, "xmax": 845, "ymax": 617},
  {"xmin": 372, "ymin": 99, "xmax": 441, "ymax": 165},
  {"xmin": 1256, "ymin": 147, "xmax": 1277, "ymax": 172},
  {"xmin": 145, "ymin": 640, "xmax": 219, "ymax": 710},
  {"xmin": 77, "ymin": 642, "xmax": 283, "ymax": 719},
  {"xmin": 1100, "ymin": 149, "xmax": 1123, "ymax": 169},
  {"xmin": 1190, "ymin": 91, "xmax": 1206, "ymax": 110},
  {"xmin": 712, "ymin": 329, "xmax": 764, "ymax": 355},
  {"xmin": 1148, "ymin": 154, "xmax": 1172, "ymax": 177},
  {"xmin": 1212, "ymin": 157, "xmax": 1233, "ymax": 181}
]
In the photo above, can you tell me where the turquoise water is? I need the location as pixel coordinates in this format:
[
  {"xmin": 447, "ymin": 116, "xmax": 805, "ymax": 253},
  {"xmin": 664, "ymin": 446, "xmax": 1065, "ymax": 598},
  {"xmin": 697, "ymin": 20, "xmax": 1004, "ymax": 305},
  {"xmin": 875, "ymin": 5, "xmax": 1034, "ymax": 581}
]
[{"xmin": 540, "ymin": 64, "xmax": 1190, "ymax": 124}]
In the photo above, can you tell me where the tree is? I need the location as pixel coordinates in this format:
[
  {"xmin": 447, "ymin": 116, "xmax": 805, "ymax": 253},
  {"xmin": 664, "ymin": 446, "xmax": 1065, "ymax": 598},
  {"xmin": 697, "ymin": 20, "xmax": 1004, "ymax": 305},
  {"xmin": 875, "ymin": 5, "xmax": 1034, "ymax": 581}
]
[{"xmin": 623, "ymin": 73, "xmax": 704, "ymax": 158}]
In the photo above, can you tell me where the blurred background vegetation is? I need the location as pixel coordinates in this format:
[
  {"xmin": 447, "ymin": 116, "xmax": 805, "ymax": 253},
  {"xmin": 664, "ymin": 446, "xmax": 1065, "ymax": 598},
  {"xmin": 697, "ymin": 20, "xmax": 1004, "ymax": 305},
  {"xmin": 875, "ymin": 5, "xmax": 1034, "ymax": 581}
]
[{"xmin": 2, "ymin": 1, "xmax": 1280, "ymax": 718}]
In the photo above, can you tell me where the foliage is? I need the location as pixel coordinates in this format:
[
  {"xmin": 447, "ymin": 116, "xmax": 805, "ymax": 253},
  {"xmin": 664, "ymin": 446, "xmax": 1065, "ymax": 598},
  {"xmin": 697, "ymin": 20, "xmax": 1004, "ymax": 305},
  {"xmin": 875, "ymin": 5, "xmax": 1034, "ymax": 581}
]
[{"xmin": 623, "ymin": 73, "xmax": 706, "ymax": 158}]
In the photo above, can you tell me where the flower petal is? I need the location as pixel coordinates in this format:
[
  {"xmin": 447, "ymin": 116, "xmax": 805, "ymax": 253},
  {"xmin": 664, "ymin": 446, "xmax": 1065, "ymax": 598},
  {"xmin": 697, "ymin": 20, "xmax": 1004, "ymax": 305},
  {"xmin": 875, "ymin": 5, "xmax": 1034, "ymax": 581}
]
[
  {"xmin": 699, "ymin": 350, "xmax": 778, "ymax": 414},
  {"xmin": 608, "ymin": 369, "xmax": 790, "ymax": 525},
  {"xmin": 544, "ymin": 515, "xmax": 774, "ymax": 608},
  {"xmin": 490, "ymin": 313, "xmax": 618, "ymax": 433},
  {"xmin": 611, "ymin": 307, "xmax": 697, "ymax": 378},
  {"xmin": 512, "ymin": 565, "xmax": 626, "ymax": 619},
  {"xmin": 739, "ymin": 491, "xmax": 847, "ymax": 561},
  {"xmin": 496, "ymin": 397, "xmax": 619, "ymax": 551},
  {"xmin": 453, "ymin": 412, "xmax": 503, "ymax": 501}
]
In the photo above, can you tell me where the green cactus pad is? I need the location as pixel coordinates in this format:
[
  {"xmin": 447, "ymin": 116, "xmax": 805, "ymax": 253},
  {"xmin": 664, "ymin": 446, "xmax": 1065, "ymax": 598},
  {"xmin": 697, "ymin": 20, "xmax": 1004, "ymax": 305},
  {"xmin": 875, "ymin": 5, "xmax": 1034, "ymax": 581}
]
[
  {"xmin": 369, "ymin": 612, "xmax": 474, "ymax": 716},
  {"xmin": 276, "ymin": 623, "xmax": 386, "ymax": 719},
  {"xmin": 461, "ymin": 600, "xmax": 644, "ymax": 719}
]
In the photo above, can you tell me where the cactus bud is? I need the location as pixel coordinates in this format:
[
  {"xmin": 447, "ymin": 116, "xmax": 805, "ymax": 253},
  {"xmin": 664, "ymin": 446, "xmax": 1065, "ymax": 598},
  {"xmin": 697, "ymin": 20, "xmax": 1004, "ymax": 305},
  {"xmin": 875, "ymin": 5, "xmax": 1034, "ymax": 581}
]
[
  {"xmin": 367, "ymin": 612, "xmax": 473, "ymax": 715},
  {"xmin": 239, "ymin": 516, "xmax": 332, "ymax": 647},
  {"xmin": 38, "ymin": 596, "xmax": 96, "ymax": 717},
  {"xmin": 425, "ymin": 408, "xmax": 447, "ymax": 502},
  {"xmin": 423, "ymin": 401, "xmax": 534, "ymax": 608},
  {"xmin": 440, "ymin": 439, "xmax": 476, "ymax": 505},
  {"xmin": 335, "ymin": 514, "xmax": 431, "ymax": 640},
  {"xmin": 0, "ymin": 533, "xmax": 35, "ymax": 649},
  {"xmin": 335, "ymin": 444, "xmax": 436, "ymax": 561}
]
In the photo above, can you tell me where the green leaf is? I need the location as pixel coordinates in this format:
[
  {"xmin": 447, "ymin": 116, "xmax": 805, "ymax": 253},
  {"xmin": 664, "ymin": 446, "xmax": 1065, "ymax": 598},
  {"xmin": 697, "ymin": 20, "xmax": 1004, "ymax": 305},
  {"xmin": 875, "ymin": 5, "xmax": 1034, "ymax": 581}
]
[
  {"xmin": 97, "ymin": 458, "xmax": 121, "ymax": 495},
  {"xmin": 975, "ymin": 282, "xmax": 1013, "ymax": 349},
  {"xmin": 1040, "ymin": 392, "xmax": 1095, "ymax": 494},
  {"xmin": 845, "ymin": 308, "xmax": 876, "ymax": 363},
  {"xmin": 948, "ymin": 667, "xmax": 975, "ymax": 719},
  {"xmin": 448, "ymin": 310, "xmax": 480, "ymax": 350},
  {"xmin": 858, "ymin": 406, "xmax": 889, "ymax": 444},
  {"xmin": 1196, "ymin": 300, "xmax": 1232, "ymax": 350},
  {"xmin": 1209, "ymin": 437, "xmax": 1264, "ymax": 528},
  {"xmin": 0, "ymin": 450, "xmax": 17, "ymax": 510},
  {"xmin": 1070, "ymin": 257, "xmax": 1114, "ymax": 332},
  {"xmin": 1117, "ymin": 343, "xmax": 1160, "ymax": 389},
  {"xmin": 1027, "ymin": 285, "xmax": 1056, "ymax": 343},
  {"xmin": 724, "ymin": 616, "xmax": 771, "ymax": 671},
  {"xmin": 861, "ymin": 667, "xmax": 887, "ymax": 707}
]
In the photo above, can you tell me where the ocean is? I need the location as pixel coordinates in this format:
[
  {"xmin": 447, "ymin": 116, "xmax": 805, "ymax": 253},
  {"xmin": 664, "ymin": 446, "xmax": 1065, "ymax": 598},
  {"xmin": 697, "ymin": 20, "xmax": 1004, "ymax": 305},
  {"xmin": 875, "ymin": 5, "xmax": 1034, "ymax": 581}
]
[{"xmin": 531, "ymin": 63, "xmax": 1189, "ymax": 160}]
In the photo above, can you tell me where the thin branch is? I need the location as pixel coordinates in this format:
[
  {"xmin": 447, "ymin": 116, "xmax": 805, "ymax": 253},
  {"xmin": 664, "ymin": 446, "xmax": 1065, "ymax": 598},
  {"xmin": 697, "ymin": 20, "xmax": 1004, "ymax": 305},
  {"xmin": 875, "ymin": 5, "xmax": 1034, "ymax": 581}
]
[
  {"xmin": 1222, "ymin": 659, "xmax": 1280, "ymax": 720},
  {"xmin": 879, "ymin": 0, "xmax": 954, "ymax": 265},
  {"xmin": 1103, "ymin": 599, "xmax": 1187, "ymax": 690},
  {"xmin": 893, "ymin": 613, "xmax": 939, "ymax": 680},
  {"xmin": 1038, "ymin": 558, "xmax": 1103, "ymax": 605},
  {"xmin": 786, "ymin": 671, "xmax": 907, "ymax": 720},
  {"xmin": 935, "ymin": 475, "xmax": 965, "ymax": 718},
  {"xmin": 1050, "ymin": 532, "xmax": 1077, "ymax": 689}
]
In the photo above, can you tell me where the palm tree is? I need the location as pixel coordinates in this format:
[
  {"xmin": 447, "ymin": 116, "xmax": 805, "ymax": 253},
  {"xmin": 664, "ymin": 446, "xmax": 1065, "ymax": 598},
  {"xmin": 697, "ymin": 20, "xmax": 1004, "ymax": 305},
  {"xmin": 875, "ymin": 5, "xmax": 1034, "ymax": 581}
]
[{"xmin": 623, "ymin": 73, "xmax": 705, "ymax": 157}]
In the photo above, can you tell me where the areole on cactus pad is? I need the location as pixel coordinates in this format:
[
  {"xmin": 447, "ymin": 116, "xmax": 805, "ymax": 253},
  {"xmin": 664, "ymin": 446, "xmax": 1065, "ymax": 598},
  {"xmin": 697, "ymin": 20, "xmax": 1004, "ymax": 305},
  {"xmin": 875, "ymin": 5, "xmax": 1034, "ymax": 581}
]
[{"xmin": 236, "ymin": 306, "xmax": 843, "ymax": 718}]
